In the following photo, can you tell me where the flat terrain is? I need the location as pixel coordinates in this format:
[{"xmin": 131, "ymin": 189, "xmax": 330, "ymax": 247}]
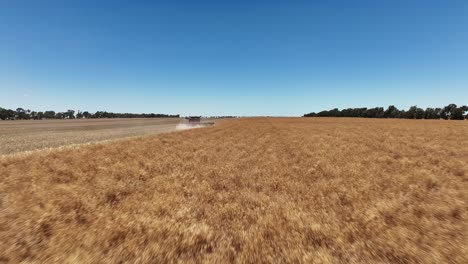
[
  {"xmin": 1, "ymin": 118, "xmax": 467, "ymax": 263},
  {"xmin": 0, "ymin": 118, "xmax": 182, "ymax": 155}
]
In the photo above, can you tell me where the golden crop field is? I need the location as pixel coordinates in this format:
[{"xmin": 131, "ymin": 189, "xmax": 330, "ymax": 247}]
[
  {"xmin": 0, "ymin": 118, "xmax": 181, "ymax": 156},
  {"xmin": 0, "ymin": 118, "xmax": 467, "ymax": 263}
]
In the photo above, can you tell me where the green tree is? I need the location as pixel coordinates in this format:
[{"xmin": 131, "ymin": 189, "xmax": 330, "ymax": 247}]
[
  {"xmin": 44, "ymin": 111, "xmax": 56, "ymax": 119},
  {"xmin": 384, "ymin": 105, "xmax": 399, "ymax": 118},
  {"xmin": 30, "ymin": 111, "xmax": 38, "ymax": 120},
  {"xmin": 66, "ymin": 110, "xmax": 75, "ymax": 119},
  {"xmin": 415, "ymin": 108, "xmax": 424, "ymax": 119},
  {"xmin": 15, "ymin": 108, "xmax": 29, "ymax": 120},
  {"xmin": 0, "ymin": 107, "xmax": 8, "ymax": 120},
  {"xmin": 451, "ymin": 108, "xmax": 464, "ymax": 120},
  {"xmin": 443, "ymin": 104, "xmax": 457, "ymax": 119},
  {"xmin": 405, "ymin": 106, "xmax": 418, "ymax": 119},
  {"xmin": 424, "ymin": 108, "xmax": 435, "ymax": 119},
  {"xmin": 55, "ymin": 112, "xmax": 65, "ymax": 119}
]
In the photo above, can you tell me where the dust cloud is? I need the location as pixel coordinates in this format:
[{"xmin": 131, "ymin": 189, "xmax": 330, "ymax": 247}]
[{"xmin": 176, "ymin": 123, "xmax": 204, "ymax": 130}]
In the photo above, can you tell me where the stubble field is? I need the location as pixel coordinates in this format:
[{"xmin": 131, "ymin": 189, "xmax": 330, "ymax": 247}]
[
  {"xmin": 0, "ymin": 118, "xmax": 182, "ymax": 156},
  {"xmin": 0, "ymin": 118, "xmax": 467, "ymax": 263}
]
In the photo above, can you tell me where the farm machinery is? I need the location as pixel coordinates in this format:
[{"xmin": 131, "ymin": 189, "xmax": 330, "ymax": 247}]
[{"xmin": 184, "ymin": 116, "xmax": 214, "ymax": 127}]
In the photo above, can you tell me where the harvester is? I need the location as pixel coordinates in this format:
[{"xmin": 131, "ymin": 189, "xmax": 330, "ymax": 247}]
[{"xmin": 185, "ymin": 116, "xmax": 214, "ymax": 127}]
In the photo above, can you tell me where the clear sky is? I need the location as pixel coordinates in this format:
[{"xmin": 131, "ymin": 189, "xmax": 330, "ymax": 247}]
[{"xmin": 1, "ymin": 0, "xmax": 467, "ymax": 116}]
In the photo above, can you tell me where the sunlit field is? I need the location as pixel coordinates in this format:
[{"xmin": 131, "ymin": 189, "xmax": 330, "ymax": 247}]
[
  {"xmin": 0, "ymin": 118, "xmax": 181, "ymax": 155},
  {"xmin": 1, "ymin": 118, "xmax": 467, "ymax": 263}
]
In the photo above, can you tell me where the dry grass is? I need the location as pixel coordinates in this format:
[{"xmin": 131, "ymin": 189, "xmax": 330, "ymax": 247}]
[
  {"xmin": 0, "ymin": 118, "xmax": 182, "ymax": 155},
  {"xmin": 0, "ymin": 118, "xmax": 467, "ymax": 263}
]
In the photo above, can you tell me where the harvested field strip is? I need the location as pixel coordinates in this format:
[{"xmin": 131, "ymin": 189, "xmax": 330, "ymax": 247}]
[
  {"xmin": 0, "ymin": 118, "xmax": 467, "ymax": 263},
  {"xmin": 0, "ymin": 118, "xmax": 182, "ymax": 155}
]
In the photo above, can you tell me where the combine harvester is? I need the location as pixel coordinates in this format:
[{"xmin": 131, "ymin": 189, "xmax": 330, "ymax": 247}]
[
  {"xmin": 177, "ymin": 116, "xmax": 214, "ymax": 130},
  {"xmin": 186, "ymin": 116, "xmax": 214, "ymax": 127}
]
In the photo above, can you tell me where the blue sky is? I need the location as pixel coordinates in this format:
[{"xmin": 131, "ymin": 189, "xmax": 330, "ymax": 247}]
[{"xmin": 1, "ymin": 0, "xmax": 467, "ymax": 116}]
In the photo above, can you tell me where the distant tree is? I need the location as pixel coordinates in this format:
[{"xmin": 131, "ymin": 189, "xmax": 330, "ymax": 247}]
[
  {"xmin": 44, "ymin": 111, "xmax": 56, "ymax": 119},
  {"xmin": 15, "ymin": 108, "xmax": 32, "ymax": 120},
  {"xmin": 443, "ymin": 104, "xmax": 457, "ymax": 119},
  {"xmin": 399, "ymin": 110, "xmax": 406, "ymax": 118},
  {"xmin": 459, "ymin": 105, "xmax": 468, "ymax": 120},
  {"xmin": 451, "ymin": 107, "xmax": 465, "ymax": 120},
  {"xmin": 329, "ymin": 108, "xmax": 341, "ymax": 117},
  {"xmin": 93, "ymin": 111, "xmax": 103, "ymax": 118},
  {"xmin": 55, "ymin": 112, "xmax": 65, "ymax": 119},
  {"xmin": 404, "ymin": 106, "xmax": 422, "ymax": 119},
  {"xmin": 374, "ymin": 107, "xmax": 382, "ymax": 118},
  {"xmin": 0, "ymin": 107, "xmax": 179, "ymax": 120},
  {"xmin": 7, "ymin": 109, "xmax": 15, "ymax": 119},
  {"xmin": 365, "ymin": 107, "xmax": 384, "ymax": 118},
  {"xmin": 434, "ymin": 108, "xmax": 445, "ymax": 120},
  {"xmin": 317, "ymin": 110, "xmax": 330, "ymax": 117},
  {"xmin": 303, "ymin": 112, "xmax": 316, "ymax": 117},
  {"xmin": 66, "ymin": 110, "xmax": 75, "ymax": 119},
  {"xmin": 424, "ymin": 108, "xmax": 434, "ymax": 119},
  {"xmin": 340, "ymin": 108, "xmax": 355, "ymax": 117},
  {"xmin": 15, "ymin": 108, "xmax": 24, "ymax": 119},
  {"xmin": 30, "ymin": 111, "xmax": 38, "ymax": 120},
  {"xmin": 405, "ymin": 106, "xmax": 418, "ymax": 119},
  {"xmin": 384, "ymin": 105, "xmax": 399, "ymax": 118},
  {"xmin": 303, "ymin": 104, "xmax": 468, "ymax": 120},
  {"xmin": 36, "ymin": 111, "xmax": 44, "ymax": 120},
  {"xmin": 356, "ymin": 108, "xmax": 366, "ymax": 117},
  {"xmin": 415, "ymin": 107, "xmax": 425, "ymax": 119},
  {"xmin": 0, "ymin": 107, "xmax": 7, "ymax": 120}
]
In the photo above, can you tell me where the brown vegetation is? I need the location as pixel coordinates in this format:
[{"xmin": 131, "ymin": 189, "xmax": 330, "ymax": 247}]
[{"xmin": 0, "ymin": 118, "xmax": 467, "ymax": 263}]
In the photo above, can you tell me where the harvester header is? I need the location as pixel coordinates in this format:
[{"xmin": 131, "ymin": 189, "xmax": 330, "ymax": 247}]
[{"xmin": 184, "ymin": 116, "xmax": 214, "ymax": 127}]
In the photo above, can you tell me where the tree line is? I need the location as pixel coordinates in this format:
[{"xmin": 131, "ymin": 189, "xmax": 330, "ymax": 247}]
[
  {"xmin": 0, "ymin": 107, "xmax": 180, "ymax": 120},
  {"xmin": 303, "ymin": 104, "xmax": 468, "ymax": 120}
]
